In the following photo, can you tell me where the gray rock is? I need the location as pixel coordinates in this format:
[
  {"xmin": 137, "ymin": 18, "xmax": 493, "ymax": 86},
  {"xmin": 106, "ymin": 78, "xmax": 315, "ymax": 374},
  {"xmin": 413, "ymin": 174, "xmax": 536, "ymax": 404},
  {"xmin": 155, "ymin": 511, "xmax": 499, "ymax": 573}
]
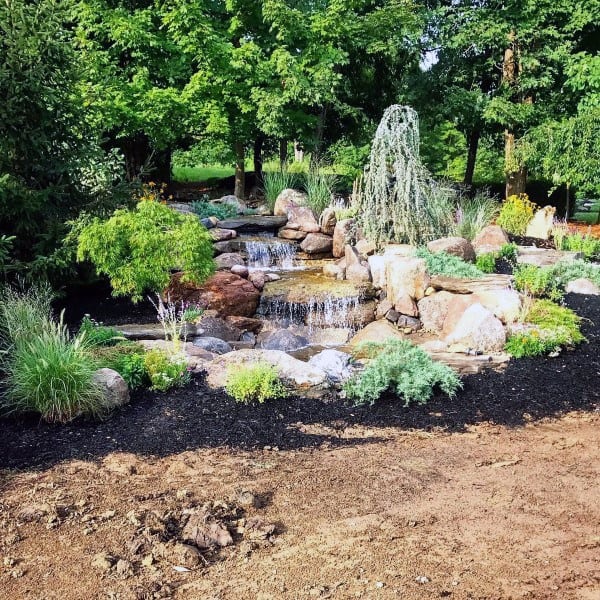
[
  {"xmin": 92, "ymin": 368, "xmax": 130, "ymax": 408},
  {"xmin": 445, "ymin": 303, "xmax": 506, "ymax": 353},
  {"xmin": 216, "ymin": 216, "xmax": 287, "ymax": 232},
  {"xmin": 192, "ymin": 336, "xmax": 232, "ymax": 354},
  {"xmin": 197, "ymin": 316, "xmax": 242, "ymax": 341},
  {"xmin": 230, "ymin": 264, "xmax": 249, "ymax": 278},
  {"xmin": 286, "ymin": 205, "xmax": 320, "ymax": 233},
  {"xmin": 397, "ymin": 315, "xmax": 421, "ymax": 331},
  {"xmin": 319, "ymin": 207, "xmax": 337, "ymax": 235},
  {"xmin": 274, "ymin": 189, "xmax": 308, "ymax": 217},
  {"xmin": 201, "ymin": 217, "xmax": 217, "ymax": 229},
  {"xmin": 308, "ymin": 349, "xmax": 352, "ymax": 383},
  {"xmin": 386, "ymin": 309, "xmax": 400, "ymax": 323},
  {"xmin": 261, "ymin": 329, "xmax": 309, "ymax": 351},
  {"xmin": 248, "ymin": 270, "xmax": 267, "ymax": 291},
  {"xmin": 427, "ymin": 236, "xmax": 475, "ymax": 263},
  {"xmin": 565, "ymin": 277, "xmax": 600, "ymax": 295}
]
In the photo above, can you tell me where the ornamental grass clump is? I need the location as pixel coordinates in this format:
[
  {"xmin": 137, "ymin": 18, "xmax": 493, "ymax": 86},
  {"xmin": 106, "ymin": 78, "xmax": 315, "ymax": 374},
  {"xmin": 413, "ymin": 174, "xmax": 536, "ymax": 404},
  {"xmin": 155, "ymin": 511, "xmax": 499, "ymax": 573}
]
[
  {"xmin": 344, "ymin": 339, "xmax": 461, "ymax": 407},
  {"xmin": 262, "ymin": 169, "xmax": 298, "ymax": 213},
  {"xmin": 225, "ymin": 361, "xmax": 288, "ymax": 404},
  {"xmin": 453, "ymin": 192, "xmax": 500, "ymax": 240},
  {"xmin": 303, "ymin": 168, "xmax": 337, "ymax": 217}
]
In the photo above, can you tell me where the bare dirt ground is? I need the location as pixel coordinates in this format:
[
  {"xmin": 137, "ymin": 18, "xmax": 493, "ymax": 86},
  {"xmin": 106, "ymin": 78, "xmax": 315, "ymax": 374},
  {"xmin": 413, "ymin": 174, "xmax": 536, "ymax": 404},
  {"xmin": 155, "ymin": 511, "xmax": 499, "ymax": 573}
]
[{"xmin": 1, "ymin": 411, "xmax": 599, "ymax": 600}]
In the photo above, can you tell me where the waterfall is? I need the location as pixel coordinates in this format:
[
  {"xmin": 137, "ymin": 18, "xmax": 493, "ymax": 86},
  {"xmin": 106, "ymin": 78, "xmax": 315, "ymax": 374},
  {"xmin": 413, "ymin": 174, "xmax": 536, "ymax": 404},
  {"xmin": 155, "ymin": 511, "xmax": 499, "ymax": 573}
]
[
  {"xmin": 246, "ymin": 239, "xmax": 297, "ymax": 270},
  {"xmin": 258, "ymin": 294, "xmax": 361, "ymax": 331}
]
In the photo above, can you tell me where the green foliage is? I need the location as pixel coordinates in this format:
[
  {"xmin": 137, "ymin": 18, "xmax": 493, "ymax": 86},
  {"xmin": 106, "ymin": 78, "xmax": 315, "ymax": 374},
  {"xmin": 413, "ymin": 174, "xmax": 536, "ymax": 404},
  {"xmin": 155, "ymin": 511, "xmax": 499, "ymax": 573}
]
[
  {"xmin": 513, "ymin": 264, "xmax": 562, "ymax": 300},
  {"xmin": 475, "ymin": 253, "xmax": 496, "ymax": 274},
  {"xmin": 499, "ymin": 243, "xmax": 519, "ymax": 263},
  {"xmin": 505, "ymin": 299, "xmax": 584, "ymax": 358},
  {"xmin": 496, "ymin": 194, "xmax": 538, "ymax": 236},
  {"xmin": 262, "ymin": 170, "xmax": 298, "ymax": 213},
  {"xmin": 556, "ymin": 232, "xmax": 600, "ymax": 261},
  {"xmin": 77, "ymin": 198, "xmax": 215, "ymax": 302},
  {"xmin": 225, "ymin": 361, "xmax": 288, "ymax": 404},
  {"xmin": 344, "ymin": 339, "xmax": 461, "ymax": 407},
  {"xmin": 415, "ymin": 248, "xmax": 484, "ymax": 279},
  {"xmin": 548, "ymin": 260, "xmax": 600, "ymax": 290},
  {"xmin": 79, "ymin": 316, "xmax": 123, "ymax": 347},
  {"xmin": 143, "ymin": 349, "xmax": 190, "ymax": 392},
  {"xmin": 0, "ymin": 235, "xmax": 15, "ymax": 275},
  {"xmin": 91, "ymin": 341, "xmax": 148, "ymax": 390},
  {"xmin": 303, "ymin": 169, "xmax": 337, "ymax": 217},
  {"xmin": 191, "ymin": 200, "xmax": 237, "ymax": 221},
  {"xmin": 453, "ymin": 192, "xmax": 500, "ymax": 241}
]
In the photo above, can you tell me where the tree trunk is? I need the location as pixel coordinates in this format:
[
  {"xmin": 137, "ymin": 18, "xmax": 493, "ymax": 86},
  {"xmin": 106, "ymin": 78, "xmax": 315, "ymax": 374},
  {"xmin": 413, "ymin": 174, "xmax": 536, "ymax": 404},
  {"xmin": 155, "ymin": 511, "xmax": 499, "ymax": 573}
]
[
  {"xmin": 234, "ymin": 140, "xmax": 245, "ymax": 200},
  {"xmin": 253, "ymin": 135, "xmax": 264, "ymax": 185},
  {"xmin": 312, "ymin": 105, "xmax": 327, "ymax": 167},
  {"xmin": 463, "ymin": 128, "xmax": 480, "ymax": 186},
  {"xmin": 279, "ymin": 139, "xmax": 288, "ymax": 169},
  {"xmin": 153, "ymin": 148, "xmax": 172, "ymax": 185},
  {"xmin": 504, "ymin": 130, "xmax": 527, "ymax": 197},
  {"xmin": 120, "ymin": 134, "xmax": 152, "ymax": 182},
  {"xmin": 294, "ymin": 141, "xmax": 304, "ymax": 163}
]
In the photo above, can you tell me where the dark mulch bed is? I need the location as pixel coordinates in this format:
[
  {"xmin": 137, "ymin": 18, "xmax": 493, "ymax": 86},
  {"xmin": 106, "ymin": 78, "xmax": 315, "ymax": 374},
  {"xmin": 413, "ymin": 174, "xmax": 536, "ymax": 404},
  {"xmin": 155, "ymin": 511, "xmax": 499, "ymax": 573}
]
[
  {"xmin": 509, "ymin": 234, "xmax": 556, "ymax": 249},
  {"xmin": 2, "ymin": 294, "xmax": 598, "ymax": 472}
]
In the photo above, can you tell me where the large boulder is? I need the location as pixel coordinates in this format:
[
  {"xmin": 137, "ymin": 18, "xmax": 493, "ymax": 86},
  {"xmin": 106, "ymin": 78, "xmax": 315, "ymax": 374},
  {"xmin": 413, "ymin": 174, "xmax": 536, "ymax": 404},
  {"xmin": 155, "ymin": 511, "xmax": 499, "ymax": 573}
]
[
  {"xmin": 166, "ymin": 272, "xmax": 260, "ymax": 318},
  {"xmin": 300, "ymin": 233, "xmax": 333, "ymax": 255},
  {"xmin": 273, "ymin": 189, "xmax": 308, "ymax": 217},
  {"xmin": 475, "ymin": 289, "xmax": 522, "ymax": 324},
  {"xmin": 319, "ymin": 207, "xmax": 337, "ymax": 235},
  {"xmin": 215, "ymin": 253, "xmax": 245, "ymax": 270},
  {"xmin": 333, "ymin": 219, "xmax": 355, "ymax": 258},
  {"xmin": 349, "ymin": 320, "xmax": 403, "ymax": 347},
  {"xmin": 225, "ymin": 315, "xmax": 264, "ymax": 333},
  {"xmin": 307, "ymin": 350, "xmax": 352, "ymax": 383},
  {"xmin": 565, "ymin": 278, "xmax": 600, "ymax": 295},
  {"xmin": 210, "ymin": 228, "xmax": 237, "ymax": 242},
  {"xmin": 197, "ymin": 316, "xmax": 242, "ymax": 341},
  {"xmin": 260, "ymin": 329, "xmax": 309, "ymax": 351},
  {"xmin": 367, "ymin": 255, "xmax": 386, "ymax": 289},
  {"xmin": 205, "ymin": 349, "xmax": 328, "ymax": 397},
  {"xmin": 385, "ymin": 257, "xmax": 430, "ymax": 307},
  {"xmin": 525, "ymin": 206, "xmax": 555, "ymax": 239},
  {"xmin": 472, "ymin": 225, "xmax": 509, "ymax": 255},
  {"xmin": 427, "ymin": 237, "xmax": 476, "ymax": 263},
  {"xmin": 278, "ymin": 228, "xmax": 307, "ymax": 241},
  {"xmin": 286, "ymin": 205, "xmax": 320, "ymax": 233},
  {"xmin": 445, "ymin": 303, "xmax": 506, "ymax": 353},
  {"xmin": 417, "ymin": 291, "xmax": 454, "ymax": 332},
  {"xmin": 441, "ymin": 294, "xmax": 481, "ymax": 336},
  {"xmin": 92, "ymin": 369, "xmax": 129, "ymax": 408}
]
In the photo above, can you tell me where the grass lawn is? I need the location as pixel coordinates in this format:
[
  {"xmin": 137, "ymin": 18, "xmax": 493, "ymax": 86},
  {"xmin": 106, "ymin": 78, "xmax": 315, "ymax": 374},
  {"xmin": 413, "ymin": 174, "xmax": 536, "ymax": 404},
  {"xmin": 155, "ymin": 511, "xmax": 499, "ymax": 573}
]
[{"xmin": 172, "ymin": 165, "xmax": 235, "ymax": 182}]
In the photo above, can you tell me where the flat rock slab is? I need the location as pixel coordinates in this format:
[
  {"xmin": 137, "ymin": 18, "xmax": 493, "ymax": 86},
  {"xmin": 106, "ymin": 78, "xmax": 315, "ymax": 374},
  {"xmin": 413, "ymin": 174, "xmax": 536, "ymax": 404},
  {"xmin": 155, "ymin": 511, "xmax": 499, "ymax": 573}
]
[
  {"xmin": 425, "ymin": 351, "xmax": 511, "ymax": 375},
  {"xmin": 217, "ymin": 216, "xmax": 287, "ymax": 232},
  {"xmin": 516, "ymin": 246, "xmax": 583, "ymax": 267},
  {"xmin": 115, "ymin": 323, "xmax": 201, "ymax": 340},
  {"xmin": 429, "ymin": 274, "xmax": 513, "ymax": 294}
]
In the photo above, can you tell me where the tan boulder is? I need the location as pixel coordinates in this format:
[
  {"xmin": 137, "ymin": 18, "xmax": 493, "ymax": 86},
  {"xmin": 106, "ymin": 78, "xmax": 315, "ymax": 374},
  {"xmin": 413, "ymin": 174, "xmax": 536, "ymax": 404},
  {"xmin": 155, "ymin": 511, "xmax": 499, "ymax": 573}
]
[
  {"xmin": 319, "ymin": 207, "xmax": 337, "ymax": 235},
  {"xmin": 349, "ymin": 320, "xmax": 403, "ymax": 347},
  {"xmin": 475, "ymin": 289, "xmax": 522, "ymax": 324},
  {"xmin": 394, "ymin": 293, "xmax": 418, "ymax": 317},
  {"xmin": 385, "ymin": 257, "xmax": 429, "ymax": 307},
  {"xmin": 300, "ymin": 233, "xmax": 333, "ymax": 255},
  {"xmin": 367, "ymin": 255, "xmax": 386, "ymax": 289},
  {"xmin": 427, "ymin": 236, "xmax": 475, "ymax": 262},
  {"xmin": 445, "ymin": 303, "xmax": 506, "ymax": 353},
  {"xmin": 565, "ymin": 278, "xmax": 600, "ymax": 295},
  {"xmin": 286, "ymin": 205, "xmax": 320, "ymax": 233},
  {"xmin": 472, "ymin": 225, "xmax": 509, "ymax": 255},
  {"xmin": 525, "ymin": 206, "xmax": 556, "ymax": 239},
  {"xmin": 273, "ymin": 189, "xmax": 307, "ymax": 217},
  {"xmin": 278, "ymin": 227, "xmax": 306, "ymax": 241},
  {"xmin": 417, "ymin": 291, "xmax": 455, "ymax": 332},
  {"xmin": 333, "ymin": 219, "xmax": 355, "ymax": 258}
]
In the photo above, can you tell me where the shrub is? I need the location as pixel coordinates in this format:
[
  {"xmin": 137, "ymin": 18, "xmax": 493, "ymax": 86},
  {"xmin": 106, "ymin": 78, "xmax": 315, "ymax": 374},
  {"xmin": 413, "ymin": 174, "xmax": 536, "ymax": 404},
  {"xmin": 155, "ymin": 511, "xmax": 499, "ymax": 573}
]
[
  {"xmin": 78, "ymin": 315, "xmax": 123, "ymax": 347},
  {"xmin": 76, "ymin": 198, "xmax": 215, "ymax": 302},
  {"xmin": 344, "ymin": 339, "xmax": 461, "ymax": 406},
  {"xmin": 415, "ymin": 248, "xmax": 485, "ymax": 278},
  {"xmin": 225, "ymin": 361, "xmax": 288, "ymax": 404},
  {"xmin": 143, "ymin": 349, "xmax": 190, "ymax": 392},
  {"xmin": 453, "ymin": 192, "xmax": 500, "ymax": 240},
  {"xmin": 496, "ymin": 193, "xmax": 538, "ymax": 236},
  {"xmin": 2, "ymin": 322, "xmax": 108, "ymax": 422},
  {"xmin": 505, "ymin": 299, "xmax": 584, "ymax": 357},
  {"xmin": 475, "ymin": 253, "xmax": 497, "ymax": 274},
  {"xmin": 91, "ymin": 341, "xmax": 148, "ymax": 389},
  {"xmin": 513, "ymin": 264, "xmax": 562, "ymax": 300},
  {"xmin": 548, "ymin": 260, "xmax": 600, "ymax": 289},
  {"xmin": 303, "ymin": 168, "xmax": 337, "ymax": 217},
  {"xmin": 499, "ymin": 242, "xmax": 519, "ymax": 263},
  {"xmin": 191, "ymin": 200, "xmax": 238, "ymax": 221},
  {"xmin": 262, "ymin": 170, "xmax": 298, "ymax": 213},
  {"xmin": 558, "ymin": 232, "xmax": 600, "ymax": 261}
]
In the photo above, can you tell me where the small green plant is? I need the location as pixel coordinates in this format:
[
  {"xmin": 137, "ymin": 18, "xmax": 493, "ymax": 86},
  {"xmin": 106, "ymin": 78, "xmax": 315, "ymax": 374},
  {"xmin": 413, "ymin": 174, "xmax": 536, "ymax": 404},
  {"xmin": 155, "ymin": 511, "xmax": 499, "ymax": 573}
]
[
  {"xmin": 549, "ymin": 260, "xmax": 600, "ymax": 289},
  {"xmin": 496, "ymin": 193, "xmax": 538, "ymax": 236},
  {"xmin": 143, "ymin": 348, "xmax": 190, "ymax": 392},
  {"xmin": 182, "ymin": 306, "xmax": 204, "ymax": 322},
  {"xmin": 513, "ymin": 264, "xmax": 562, "ymax": 300},
  {"xmin": 344, "ymin": 339, "xmax": 461, "ymax": 406},
  {"xmin": 415, "ymin": 248, "xmax": 485, "ymax": 278},
  {"xmin": 92, "ymin": 342, "xmax": 148, "ymax": 389},
  {"xmin": 2, "ymin": 322, "xmax": 109, "ymax": 422},
  {"xmin": 475, "ymin": 253, "xmax": 497, "ymax": 273},
  {"xmin": 118, "ymin": 353, "xmax": 147, "ymax": 389},
  {"xmin": 558, "ymin": 232, "xmax": 600, "ymax": 260},
  {"xmin": 225, "ymin": 361, "xmax": 288, "ymax": 404},
  {"xmin": 499, "ymin": 242, "xmax": 519, "ymax": 263},
  {"xmin": 78, "ymin": 315, "xmax": 123, "ymax": 347},
  {"xmin": 505, "ymin": 299, "xmax": 584, "ymax": 357},
  {"xmin": 0, "ymin": 235, "xmax": 15, "ymax": 275},
  {"xmin": 262, "ymin": 169, "xmax": 298, "ymax": 213},
  {"xmin": 191, "ymin": 200, "xmax": 238, "ymax": 221},
  {"xmin": 303, "ymin": 168, "xmax": 337, "ymax": 217},
  {"xmin": 76, "ymin": 198, "xmax": 215, "ymax": 302}
]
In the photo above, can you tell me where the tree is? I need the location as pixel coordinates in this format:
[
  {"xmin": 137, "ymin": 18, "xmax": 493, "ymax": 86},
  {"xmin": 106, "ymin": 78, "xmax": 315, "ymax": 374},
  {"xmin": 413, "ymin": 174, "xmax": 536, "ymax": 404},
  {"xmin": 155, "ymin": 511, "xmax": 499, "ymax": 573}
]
[{"xmin": 0, "ymin": 0, "xmax": 124, "ymax": 276}]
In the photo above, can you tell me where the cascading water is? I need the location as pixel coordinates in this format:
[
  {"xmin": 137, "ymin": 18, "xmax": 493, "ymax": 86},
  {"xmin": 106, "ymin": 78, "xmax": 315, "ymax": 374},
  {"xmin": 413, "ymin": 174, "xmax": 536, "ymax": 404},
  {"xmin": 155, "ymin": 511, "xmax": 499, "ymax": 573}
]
[
  {"xmin": 245, "ymin": 239, "xmax": 297, "ymax": 270},
  {"xmin": 258, "ymin": 294, "xmax": 362, "ymax": 332}
]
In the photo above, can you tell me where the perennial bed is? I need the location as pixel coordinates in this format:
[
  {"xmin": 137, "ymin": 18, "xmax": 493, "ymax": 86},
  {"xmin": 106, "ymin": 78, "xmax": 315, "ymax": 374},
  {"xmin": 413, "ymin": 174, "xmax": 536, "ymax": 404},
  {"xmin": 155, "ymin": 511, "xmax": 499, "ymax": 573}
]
[{"xmin": 2, "ymin": 293, "xmax": 598, "ymax": 472}]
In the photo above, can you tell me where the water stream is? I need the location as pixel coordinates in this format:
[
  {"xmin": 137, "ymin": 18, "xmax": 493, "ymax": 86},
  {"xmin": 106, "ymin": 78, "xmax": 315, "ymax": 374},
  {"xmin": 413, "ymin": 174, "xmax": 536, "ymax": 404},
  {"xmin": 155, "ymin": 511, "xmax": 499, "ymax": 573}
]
[{"xmin": 245, "ymin": 238, "xmax": 297, "ymax": 270}]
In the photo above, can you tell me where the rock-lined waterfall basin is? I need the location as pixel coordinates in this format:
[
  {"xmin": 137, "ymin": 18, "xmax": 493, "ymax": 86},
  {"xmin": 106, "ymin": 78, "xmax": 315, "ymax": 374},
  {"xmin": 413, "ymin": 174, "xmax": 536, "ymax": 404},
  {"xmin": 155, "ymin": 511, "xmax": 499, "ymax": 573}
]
[{"xmin": 257, "ymin": 268, "xmax": 377, "ymax": 347}]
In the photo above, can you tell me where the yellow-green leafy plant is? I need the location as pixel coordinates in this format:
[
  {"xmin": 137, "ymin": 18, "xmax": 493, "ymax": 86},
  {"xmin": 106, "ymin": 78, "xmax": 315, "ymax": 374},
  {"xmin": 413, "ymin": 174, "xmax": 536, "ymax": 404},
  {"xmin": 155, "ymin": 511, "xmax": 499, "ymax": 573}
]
[
  {"xmin": 496, "ymin": 193, "xmax": 538, "ymax": 236},
  {"xmin": 225, "ymin": 361, "xmax": 288, "ymax": 404},
  {"xmin": 76, "ymin": 197, "xmax": 215, "ymax": 302},
  {"xmin": 143, "ymin": 348, "xmax": 190, "ymax": 392}
]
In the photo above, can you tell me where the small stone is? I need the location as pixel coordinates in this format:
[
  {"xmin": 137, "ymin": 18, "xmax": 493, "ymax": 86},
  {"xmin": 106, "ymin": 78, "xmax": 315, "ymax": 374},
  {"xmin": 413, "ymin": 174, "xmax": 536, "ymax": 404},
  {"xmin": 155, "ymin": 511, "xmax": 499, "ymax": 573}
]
[
  {"xmin": 91, "ymin": 552, "xmax": 115, "ymax": 571},
  {"xmin": 11, "ymin": 568, "xmax": 25, "ymax": 579},
  {"xmin": 375, "ymin": 582, "xmax": 384, "ymax": 589},
  {"xmin": 115, "ymin": 559, "xmax": 133, "ymax": 578},
  {"xmin": 415, "ymin": 575, "xmax": 430, "ymax": 584},
  {"xmin": 3, "ymin": 557, "xmax": 15, "ymax": 567}
]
